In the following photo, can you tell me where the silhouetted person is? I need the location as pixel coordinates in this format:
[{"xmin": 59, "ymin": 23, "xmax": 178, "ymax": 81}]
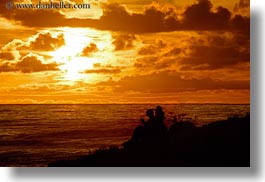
[
  {"xmin": 155, "ymin": 106, "xmax": 164, "ymax": 122},
  {"xmin": 123, "ymin": 109, "xmax": 156, "ymax": 148},
  {"xmin": 141, "ymin": 109, "xmax": 156, "ymax": 129},
  {"xmin": 155, "ymin": 106, "xmax": 167, "ymax": 136}
]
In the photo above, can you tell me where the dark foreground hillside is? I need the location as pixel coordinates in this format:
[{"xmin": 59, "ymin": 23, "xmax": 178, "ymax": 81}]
[{"xmin": 49, "ymin": 114, "xmax": 250, "ymax": 167}]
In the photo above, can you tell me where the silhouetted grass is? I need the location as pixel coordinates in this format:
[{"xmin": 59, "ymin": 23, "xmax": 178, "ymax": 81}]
[{"xmin": 49, "ymin": 114, "xmax": 250, "ymax": 167}]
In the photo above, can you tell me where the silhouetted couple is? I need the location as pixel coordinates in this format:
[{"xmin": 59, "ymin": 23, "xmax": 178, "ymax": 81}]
[{"xmin": 123, "ymin": 106, "xmax": 167, "ymax": 148}]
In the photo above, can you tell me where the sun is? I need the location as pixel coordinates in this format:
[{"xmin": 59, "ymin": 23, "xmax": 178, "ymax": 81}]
[
  {"xmin": 49, "ymin": 28, "xmax": 97, "ymax": 82},
  {"xmin": 49, "ymin": 27, "xmax": 114, "ymax": 83},
  {"xmin": 59, "ymin": 57, "xmax": 96, "ymax": 82}
]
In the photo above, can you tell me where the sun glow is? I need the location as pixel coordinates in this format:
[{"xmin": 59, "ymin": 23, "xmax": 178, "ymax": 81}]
[
  {"xmin": 51, "ymin": 28, "xmax": 92, "ymax": 61},
  {"xmin": 59, "ymin": 57, "xmax": 95, "ymax": 82},
  {"xmin": 49, "ymin": 28, "xmax": 111, "ymax": 82}
]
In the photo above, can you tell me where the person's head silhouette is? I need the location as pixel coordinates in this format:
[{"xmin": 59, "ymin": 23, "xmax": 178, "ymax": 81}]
[
  {"xmin": 146, "ymin": 109, "xmax": 154, "ymax": 119},
  {"xmin": 155, "ymin": 106, "xmax": 164, "ymax": 116}
]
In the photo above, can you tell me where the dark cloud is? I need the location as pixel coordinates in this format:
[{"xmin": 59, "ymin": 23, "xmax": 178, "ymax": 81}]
[
  {"xmin": 178, "ymin": 32, "xmax": 249, "ymax": 70},
  {"xmin": 180, "ymin": 45, "xmax": 249, "ymax": 70},
  {"xmin": 93, "ymin": 1, "xmax": 249, "ymax": 33},
  {"xmin": 0, "ymin": 51, "xmax": 15, "ymax": 60},
  {"xmin": 0, "ymin": 0, "xmax": 66, "ymax": 27},
  {"xmin": 135, "ymin": 41, "xmax": 180, "ymax": 70},
  {"xmin": 138, "ymin": 40, "xmax": 166, "ymax": 55},
  {"xmin": 180, "ymin": 0, "xmax": 249, "ymax": 32},
  {"xmin": 134, "ymin": 57, "xmax": 158, "ymax": 68},
  {"xmin": 1, "ymin": 32, "xmax": 65, "ymax": 53},
  {"xmin": 233, "ymin": 0, "xmax": 250, "ymax": 14},
  {"xmin": 1, "ymin": 39, "xmax": 24, "ymax": 51},
  {"xmin": 0, "ymin": 62, "xmax": 16, "ymax": 72},
  {"xmin": 81, "ymin": 43, "xmax": 98, "ymax": 56},
  {"xmin": 163, "ymin": 47, "xmax": 182, "ymax": 57},
  {"xmin": 84, "ymin": 68, "xmax": 121, "ymax": 74},
  {"xmin": 92, "ymin": 3, "xmax": 179, "ymax": 33},
  {"xmin": 204, "ymin": 33, "xmax": 250, "ymax": 52},
  {"xmin": 112, "ymin": 34, "xmax": 136, "ymax": 51},
  {"xmin": 0, "ymin": 0, "xmax": 249, "ymax": 33},
  {"xmin": 83, "ymin": 63, "xmax": 121, "ymax": 74},
  {"xmin": 17, "ymin": 55, "xmax": 58, "ymax": 73},
  {"xmin": 135, "ymin": 31, "xmax": 249, "ymax": 72},
  {"xmin": 182, "ymin": 0, "xmax": 231, "ymax": 30},
  {"xmin": 28, "ymin": 32, "xmax": 65, "ymax": 51},
  {"xmin": 134, "ymin": 56, "xmax": 176, "ymax": 70},
  {"xmin": 0, "ymin": 40, "xmax": 22, "ymax": 61},
  {"xmin": 97, "ymin": 71, "xmax": 249, "ymax": 93},
  {"xmin": 231, "ymin": 14, "xmax": 250, "ymax": 32},
  {"xmin": 0, "ymin": 54, "xmax": 59, "ymax": 73}
]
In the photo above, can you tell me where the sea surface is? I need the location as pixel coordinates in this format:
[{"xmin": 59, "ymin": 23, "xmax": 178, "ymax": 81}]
[{"xmin": 0, "ymin": 104, "xmax": 250, "ymax": 166}]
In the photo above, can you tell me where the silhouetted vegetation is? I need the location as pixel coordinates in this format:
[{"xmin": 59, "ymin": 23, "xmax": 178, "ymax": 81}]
[{"xmin": 49, "ymin": 110, "xmax": 250, "ymax": 167}]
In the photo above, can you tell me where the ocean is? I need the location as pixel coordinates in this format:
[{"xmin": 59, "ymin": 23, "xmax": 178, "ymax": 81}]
[{"xmin": 0, "ymin": 104, "xmax": 250, "ymax": 166}]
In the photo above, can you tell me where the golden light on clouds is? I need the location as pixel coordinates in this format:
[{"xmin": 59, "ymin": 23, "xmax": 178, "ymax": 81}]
[
  {"xmin": 0, "ymin": 0, "xmax": 250, "ymax": 104},
  {"xmin": 59, "ymin": 57, "xmax": 95, "ymax": 82},
  {"xmin": 48, "ymin": 27, "xmax": 115, "ymax": 83}
]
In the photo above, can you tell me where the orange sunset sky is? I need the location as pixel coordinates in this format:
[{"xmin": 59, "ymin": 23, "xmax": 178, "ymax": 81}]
[{"xmin": 0, "ymin": 0, "xmax": 250, "ymax": 104}]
